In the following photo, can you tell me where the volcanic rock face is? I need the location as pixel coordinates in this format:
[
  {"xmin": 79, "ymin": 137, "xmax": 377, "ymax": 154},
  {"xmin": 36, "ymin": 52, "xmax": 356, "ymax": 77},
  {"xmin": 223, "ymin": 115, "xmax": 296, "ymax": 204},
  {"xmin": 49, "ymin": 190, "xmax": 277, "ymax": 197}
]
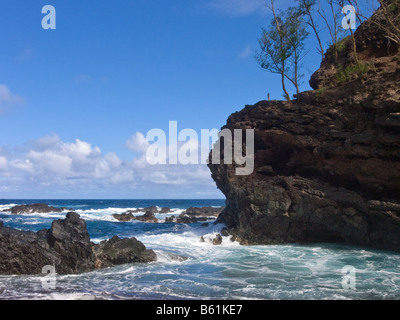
[
  {"xmin": 0, "ymin": 213, "xmax": 156, "ymax": 275},
  {"xmin": 208, "ymin": 8, "xmax": 400, "ymax": 252}
]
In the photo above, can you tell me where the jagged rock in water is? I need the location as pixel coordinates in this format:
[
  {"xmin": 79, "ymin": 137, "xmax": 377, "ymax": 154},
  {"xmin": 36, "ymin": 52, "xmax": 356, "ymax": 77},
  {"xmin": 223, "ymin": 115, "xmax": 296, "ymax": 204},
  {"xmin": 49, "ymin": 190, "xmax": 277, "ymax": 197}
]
[
  {"xmin": 184, "ymin": 207, "xmax": 224, "ymax": 218},
  {"xmin": 133, "ymin": 211, "xmax": 158, "ymax": 223},
  {"xmin": 92, "ymin": 236, "xmax": 157, "ymax": 269},
  {"xmin": 159, "ymin": 207, "xmax": 173, "ymax": 214},
  {"xmin": 0, "ymin": 213, "xmax": 156, "ymax": 275},
  {"xmin": 212, "ymin": 234, "xmax": 223, "ymax": 246},
  {"xmin": 208, "ymin": 7, "xmax": 400, "ymax": 252},
  {"xmin": 112, "ymin": 212, "xmax": 134, "ymax": 222},
  {"xmin": 2, "ymin": 203, "xmax": 67, "ymax": 214}
]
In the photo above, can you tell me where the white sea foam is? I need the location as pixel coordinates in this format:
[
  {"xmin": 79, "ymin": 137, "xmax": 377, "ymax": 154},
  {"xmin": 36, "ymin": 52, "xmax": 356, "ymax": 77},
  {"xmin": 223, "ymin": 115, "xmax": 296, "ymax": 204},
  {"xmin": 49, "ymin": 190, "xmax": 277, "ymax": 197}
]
[
  {"xmin": 0, "ymin": 203, "xmax": 18, "ymax": 211},
  {"xmin": 3, "ymin": 202, "xmax": 400, "ymax": 300}
]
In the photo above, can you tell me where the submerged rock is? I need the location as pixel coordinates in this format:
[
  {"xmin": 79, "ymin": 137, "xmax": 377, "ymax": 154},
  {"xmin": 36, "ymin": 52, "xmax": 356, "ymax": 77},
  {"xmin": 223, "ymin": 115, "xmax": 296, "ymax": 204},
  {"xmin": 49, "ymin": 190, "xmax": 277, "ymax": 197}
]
[
  {"xmin": 165, "ymin": 214, "xmax": 209, "ymax": 224},
  {"xmin": 0, "ymin": 213, "xmax": 156, "ymax": 275}
]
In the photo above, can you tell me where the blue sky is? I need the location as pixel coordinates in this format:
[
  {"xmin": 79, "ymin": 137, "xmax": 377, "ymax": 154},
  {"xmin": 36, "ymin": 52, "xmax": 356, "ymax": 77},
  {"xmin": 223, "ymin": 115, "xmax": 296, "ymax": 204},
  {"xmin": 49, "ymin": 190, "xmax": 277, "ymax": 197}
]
[{"xmin": 0, "ymin": 0, "xmax": 368, "ymax": 199}]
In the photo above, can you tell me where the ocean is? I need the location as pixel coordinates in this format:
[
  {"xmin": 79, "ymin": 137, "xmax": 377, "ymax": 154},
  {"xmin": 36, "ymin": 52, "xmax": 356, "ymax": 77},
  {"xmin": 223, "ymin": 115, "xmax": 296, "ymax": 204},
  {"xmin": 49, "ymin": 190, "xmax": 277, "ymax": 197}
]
[{"xmin": 1, "ymin": 199, "xmax": 400, "ymax": 300}]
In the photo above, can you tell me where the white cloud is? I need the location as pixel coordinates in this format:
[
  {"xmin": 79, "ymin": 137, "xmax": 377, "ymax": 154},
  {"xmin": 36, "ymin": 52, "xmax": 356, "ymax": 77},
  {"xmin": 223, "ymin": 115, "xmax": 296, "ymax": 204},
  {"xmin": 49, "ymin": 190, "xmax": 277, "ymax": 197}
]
[
  {"xmin": 125, "ymin": 132, "xmax": 150, "ymax": 153},
  {"xmin": 0, "ymin": 133, "xmax": 221, "ymax": 198},
  {"xmin": 10, "ymin": 159, "xmax": 34, "ymax": 173},
  {"xmin": 0, "ymin": 85, "xmax": 24, "ymax": 114},
  {"xmin": 0, "ymin": 156, "xmax": 7, "ymax": 170}
]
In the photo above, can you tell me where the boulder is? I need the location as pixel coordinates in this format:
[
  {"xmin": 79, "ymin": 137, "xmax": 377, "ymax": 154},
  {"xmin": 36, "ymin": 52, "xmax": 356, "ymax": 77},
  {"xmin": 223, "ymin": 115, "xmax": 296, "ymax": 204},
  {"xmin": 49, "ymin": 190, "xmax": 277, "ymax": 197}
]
[
  {"xmin": 212, "ymin": 234, "xmax": 223, "ymax": 246},
  {"xmin": 92, "ymin": 236, "xmax": 157, "ymax": 269},
  {"xmin": 0, "ymin": 213, "xmax": 156, "ymax": 275},
  {"xmin": 134, "ymin": 211, "xmax": 158, "ymax": 223},
  {"xmin": 112, "ymin": 212, "xmax": 134, "ymax": 222},
  {"xmin": 159, "ymin": 207, "xmax": 173, "ymax": 214}
]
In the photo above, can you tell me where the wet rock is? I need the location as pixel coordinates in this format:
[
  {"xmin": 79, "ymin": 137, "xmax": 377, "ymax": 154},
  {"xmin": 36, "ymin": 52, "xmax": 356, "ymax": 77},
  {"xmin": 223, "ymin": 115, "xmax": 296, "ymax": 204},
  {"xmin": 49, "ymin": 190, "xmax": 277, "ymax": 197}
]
[
  {"xmin": 164, "ymin": 214, "xmax": 209, "ymax": 224},
  {"xmin": 134, "ymin": 211, "xmax": 158, "ymax": 223},
  {"xmin": 184, "ymin": 207, "xmax": 224, "ymax": 218},
  {"xmin": 92, "ymin": 236, "xmax": 157, "ymax": 268},
  {"xmin": 2, "ymin": 203, "xmax": 67, "ymax": 214},
  {"xmin": 0, "ymin": 213, "xmax": 156, "ymax": 275},
  {"xmin": 142, "ymin": 206, "xmax": 159, "ymax": 214},
  {"xmin": 48, "ymin": 212, "xmax": 95, "ymax": 274},
  {"xmin": 221, "ymin": 228, "xmax": 230, "ymax": 237},
  {"xmin": 112, "ymin": 212, "xmax": 134, "ymax": 222},
  {"xmin": 159, "ymin": 207, "xmax": 173, "ymax": 214},
  {"xmin": 165, "ymin": 216, "xmax": 175, "ymax": 223},
  {"xmin": 212, "ymin": 234, "xmax": 223, "ymax": 246}
]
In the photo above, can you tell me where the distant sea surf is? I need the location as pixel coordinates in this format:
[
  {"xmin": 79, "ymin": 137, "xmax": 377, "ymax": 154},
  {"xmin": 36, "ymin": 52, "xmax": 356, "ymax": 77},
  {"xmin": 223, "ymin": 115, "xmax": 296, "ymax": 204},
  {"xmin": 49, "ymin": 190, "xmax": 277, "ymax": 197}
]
[{"xmin": 1, "ymin": 199, "xmax": 400, "ymax": 300}]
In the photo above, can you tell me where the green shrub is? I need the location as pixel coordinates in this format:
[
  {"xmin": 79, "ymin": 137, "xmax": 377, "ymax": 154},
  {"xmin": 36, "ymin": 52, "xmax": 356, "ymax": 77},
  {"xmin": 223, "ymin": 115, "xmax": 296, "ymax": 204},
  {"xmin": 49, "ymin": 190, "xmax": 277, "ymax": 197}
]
[{"xmin": 336, "ymin": 63, "xmax": 371, "ymax": 83}]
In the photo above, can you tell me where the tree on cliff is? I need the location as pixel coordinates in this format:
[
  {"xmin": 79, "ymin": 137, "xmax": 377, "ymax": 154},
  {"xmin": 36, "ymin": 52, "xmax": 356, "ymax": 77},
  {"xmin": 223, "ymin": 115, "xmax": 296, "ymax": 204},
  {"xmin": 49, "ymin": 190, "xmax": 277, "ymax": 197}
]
[
  {"xmin": 256, "ymin": 0, "xmax": 309, "ymax": 100},
  {"xmin": 297, "ymin": 0, "xmax": 325, "ymax": 59}
]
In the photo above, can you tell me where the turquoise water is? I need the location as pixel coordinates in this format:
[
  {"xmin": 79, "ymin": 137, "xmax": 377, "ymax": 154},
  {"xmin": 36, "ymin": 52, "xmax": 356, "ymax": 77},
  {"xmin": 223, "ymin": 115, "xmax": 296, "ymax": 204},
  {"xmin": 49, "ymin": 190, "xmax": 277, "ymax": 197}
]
[{"xmin": 1, "ymin": 200, "xmax": 400, "ymax": 300}]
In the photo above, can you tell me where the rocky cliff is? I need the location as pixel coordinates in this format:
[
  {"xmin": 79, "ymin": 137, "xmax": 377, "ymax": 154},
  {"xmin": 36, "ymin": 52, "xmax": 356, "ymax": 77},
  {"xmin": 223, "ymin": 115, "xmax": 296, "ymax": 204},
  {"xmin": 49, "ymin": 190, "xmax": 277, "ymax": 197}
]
[{"xmin": 208, "ymin": 5, "xmax": 400, "ymax": 252}]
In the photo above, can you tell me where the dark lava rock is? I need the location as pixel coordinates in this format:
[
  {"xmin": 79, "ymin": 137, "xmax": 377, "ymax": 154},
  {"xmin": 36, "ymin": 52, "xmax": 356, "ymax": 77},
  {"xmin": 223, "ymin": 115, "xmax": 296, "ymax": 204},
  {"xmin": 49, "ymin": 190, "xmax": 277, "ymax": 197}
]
[
  {"xmin": 0, "ymin": 213, "xmax": 156, "ymax": 275},
  {"xmin": 165, "ymin": 216, "xmax": 175, "ymax": 223},
  {"xmin": 114, "ymin": 206, "xmax": 161, "ymax": 221},
  {"xmin": 159, "ymin": 207, "xmax": 173, "ymax": 214},
  {"xmin": 134, "ymin": 211, "xmax": 158, "ymax": 223},
  {"xmin": 212, "ymin": 234, "xmax": 223, "ymax": 246},
  {"xmin": 184, "ymin": 207, "xmax": 224, "ymax": 217},
  {"xmin": 48, "ymin": 212, "xmax": 96, "ymax": 274},
  {"xmin": 163, "ymin": 206, "xmax": 223, "ymax": 224},
  {"xmin": 128, "ymin": 206, "xmax": 159, "ymax": 214},
  {"xmin": 3, "ymin": 203, "xmax": 66, "ymax": 214},
  {"xmin": 113, "ymin": 212, "xmax": 134, "ymax": 222},
  {"xmin": 208, "ymin": 7, "xmax": 400, "ymax": 252},
  {"xmin": 142, "ymin": 206, "xmax": 159, "ymax": 214},
  {"xmin": 92, "ymin": 236, "xmax": 157, "ymax": 269},
  {"xmin": 176, "ymin": 215, "xmax": 209, "ymax": 224}
]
